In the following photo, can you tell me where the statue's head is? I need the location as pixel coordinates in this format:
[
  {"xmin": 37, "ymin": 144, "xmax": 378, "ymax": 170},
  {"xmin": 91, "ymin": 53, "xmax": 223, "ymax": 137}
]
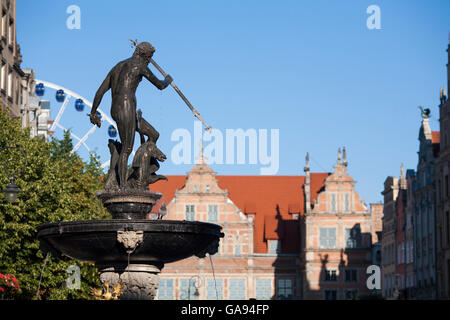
[
  {"xmin": 133, "ymin": 41, "xmax": 155, "ymax": 64},
  {"xmin": 145, "ymin": 140, "xmax": 167, "ymax": 162}
]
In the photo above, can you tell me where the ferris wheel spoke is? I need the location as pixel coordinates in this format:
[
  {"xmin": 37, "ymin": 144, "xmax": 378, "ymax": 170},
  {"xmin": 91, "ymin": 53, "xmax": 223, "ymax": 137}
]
[
  {"xmin": 50, "ymin": 95, "xmax": 71, "ymax": 132},
  {"xmin": 101, "ymin": 160, "xmax": 110, "ymax": 169},
  {"xmin": 54, "ymin": 122, "xmax": 90, "ymax": 152},
  {"xmin": 72, "ymin": 124, "xmax": 97, "ymax": 153}
]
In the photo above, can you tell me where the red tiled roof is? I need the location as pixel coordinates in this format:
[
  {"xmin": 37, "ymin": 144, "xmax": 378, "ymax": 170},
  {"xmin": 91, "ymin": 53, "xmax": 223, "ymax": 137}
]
[
  {"xmin": 149, "ymin": 173, "xmax": 329, "ymax": 254},
  {"xmin": 432, "ymin": 131, "xmax": 440, "ymax": 144},
  {"xmin": 432, "ymin": 131, "xmax": 440, "ymax": 157}
]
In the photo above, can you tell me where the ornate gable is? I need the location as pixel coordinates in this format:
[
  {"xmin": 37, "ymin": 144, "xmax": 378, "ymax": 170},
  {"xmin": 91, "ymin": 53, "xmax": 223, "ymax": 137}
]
[{"xmin": 311, "ymin": 148, "xmax": 368, "ymax": 214}]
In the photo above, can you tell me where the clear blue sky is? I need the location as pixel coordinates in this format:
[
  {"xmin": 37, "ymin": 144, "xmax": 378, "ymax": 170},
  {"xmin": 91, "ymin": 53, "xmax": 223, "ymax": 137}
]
[{"xmin": 16, "ymin": 0, "xmax": 450, "ymax": 204}]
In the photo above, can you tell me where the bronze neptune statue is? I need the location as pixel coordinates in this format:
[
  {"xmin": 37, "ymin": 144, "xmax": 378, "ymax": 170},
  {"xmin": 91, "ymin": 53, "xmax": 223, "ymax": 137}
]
[{"xmin": 89, "ymin": 41, "xmax": 172, "ymax": 190}]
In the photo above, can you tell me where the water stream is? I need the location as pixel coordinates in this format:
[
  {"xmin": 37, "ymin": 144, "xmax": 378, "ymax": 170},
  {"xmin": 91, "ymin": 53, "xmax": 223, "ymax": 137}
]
[
  {"xmin": 35, "ymin": 252, "xmax": 50, "ymax": 300},
  {"xmin": 208, "ymin": 253, "xmax": 219, "ymax": 300}
]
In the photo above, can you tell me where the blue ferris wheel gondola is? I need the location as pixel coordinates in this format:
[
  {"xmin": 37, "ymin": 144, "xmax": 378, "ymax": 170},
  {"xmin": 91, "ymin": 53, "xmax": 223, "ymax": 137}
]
[
  {"xmin": 56, "ymin": 89, "xmax": 65, "ymax": 102},
  {"xmin": 75, "ymin": 99, "xmax": 84, "ymax": 112},
  {"xmin": 35, "ymin": 83, "xmax": 45, "ymax": 96},
  {"xmin": 96, "ymin": 111, "xmax": 102, "ymax": 120},
  {"xmin": 108, "ymin": 125, "xmax": 117, "ymax": 138}
]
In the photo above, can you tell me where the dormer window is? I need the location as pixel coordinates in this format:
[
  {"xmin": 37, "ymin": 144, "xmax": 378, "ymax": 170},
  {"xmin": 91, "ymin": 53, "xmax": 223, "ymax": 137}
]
[{"xmin": 268, "ymin": 240, "xmax": 280, "ymax": 254}]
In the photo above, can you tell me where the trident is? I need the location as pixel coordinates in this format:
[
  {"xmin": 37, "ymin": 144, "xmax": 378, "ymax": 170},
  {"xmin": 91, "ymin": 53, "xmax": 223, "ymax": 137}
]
[{"xmin": 130, "ymin": 39, "xmax": 212, "ymax": 131}]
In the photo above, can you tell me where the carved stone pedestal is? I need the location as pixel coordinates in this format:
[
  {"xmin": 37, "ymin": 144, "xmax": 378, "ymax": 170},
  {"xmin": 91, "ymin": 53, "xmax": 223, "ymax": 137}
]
[{"xmin": 99, "ymin": 264, "xmax": 161, "ymax": 300}]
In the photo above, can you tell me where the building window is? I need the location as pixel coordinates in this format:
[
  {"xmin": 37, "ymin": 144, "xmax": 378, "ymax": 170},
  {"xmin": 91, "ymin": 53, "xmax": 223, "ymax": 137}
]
[
  {"xmin": 208, "ymin": 204, "xmax": 218, "ymax": 222},
  {"xmin": 229, "ymin": 279, "xmax": 246, "ymax": 299},
  {"xmin": 180, "ymin": 278, "xmax": 198, "ymax": 300},
  {"xmin": 148, "ymin": 213, "xmax": 157, "ymax": 220},
  {"xmin": 417, "ymin": 240, "xmax": 421, "ymax": 258},
  {"xmin": 205, "ymin": 184, "xmax": 210, "ymax": 192},
  {"xmin": 345, "ymin": 226, "xmax": 362, "ymax": 248},
  {"xmin": 446, "ymin": 175, "xmax": 449, "ymax": 198},
  {"xmin": 324, "ymin": 270, "xmax": 338, "ymax": 282},
  {"xmin": 268, "ymin": 240, "xmax": 280, "ymax": 254},
  {"xmin": 331, "ymin": 194, "xmax": 336, "ymax": 212},
  {"xmin": 376, "ymin": 249, "xmax": 381, "ymax": 263},
  {"xmin": 185, "ymin": 205, "xmax": 195, "ymax": 221},
  {"xmin": 255, "ymin": 279, "xmax": 272, "ymax": 300},
  {"xmin": 344, "ymin": 289, "xmax": 358, "ymax": 300},
  {"xmin": 157, "ymin": 279, "xmax": 174, "ymax": 300},
  {"xmin": 193, "ymin": 184, "xmax": 198, "ymax": 192},
  {"xmin": 324, "ymin": 289, "xmax": 337, "ymax": 300},
  {"xmin": 345, "ymin": 269, "xmax": 357, "ymax": 282},
  {"xmin": 277, "ymin": 279, "xmax": 293, "ymax": 300},
  {"xmin": 438, "ymin": 180, "xmax": 442, "ymax": 202},
  {"xmin": 447, "ymin": 211, "xmax": 450, "ymax": 246},
  {"xmin": 345, "ymin": 193, "xmax": 350, "ymax": 212},
  {"xmin": 319, "ymin": 227, "xmax": 336, "ymax": 249},
  {"xmin": 7, "ymin": 68, "xmax": 12, "ymax": 97},
  {"xmin": 206, "ymin": 279, "xmax": 223, "ymax": 300},
  {"xmin": 8, "ymin": 19, "xmax": 12, "ymax": 46},
  {"xmin": 234, "ymin": 245, "xmax": 241, "ymax": 256},
  {"xmin": 0, "ymin": 62, "xmax": 5, "ymax": 90},
  {"xmin": 1, "ymin": 11, "xmax": 5, "ymax": 38},
  {"xmin": 447, "ymin": 260, "xmax": 450, "ymax": 296}
]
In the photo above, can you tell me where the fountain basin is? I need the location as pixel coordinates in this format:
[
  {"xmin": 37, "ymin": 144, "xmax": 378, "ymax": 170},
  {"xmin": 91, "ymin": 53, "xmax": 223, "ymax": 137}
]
[{"xmin": 37, "ymin": 219, "xmax": 224, "ymax": 267}]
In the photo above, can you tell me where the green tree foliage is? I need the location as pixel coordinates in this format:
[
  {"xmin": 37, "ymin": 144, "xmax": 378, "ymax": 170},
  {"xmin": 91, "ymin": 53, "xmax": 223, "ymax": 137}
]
[{"xmin": 0, "ymin": 108, "xmax": 110, "ymax": 300}]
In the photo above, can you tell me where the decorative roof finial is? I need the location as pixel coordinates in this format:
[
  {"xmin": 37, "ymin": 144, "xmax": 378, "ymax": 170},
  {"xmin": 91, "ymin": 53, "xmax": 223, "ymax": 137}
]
[
  {"xmin": 304, "ymin": 152, "xmax": 310, "ymax": 172},
  {"xmin": 196, "ymin": 139, "xmax": 206, "ymax": 165},
  {"xmin": 343, "ymin": 146, "xmax": 348, "ymax": 167},
  {"xmin": 440, "ymin": 87, "xmax": 447, "ymax": 104},
  {"xmin": 418, "ymin": 106, "xmax": 431, "ymax": 119},
  {"xmin": 337, "ymin": 148, "xmax": 342, "ymax": 164},
  {"xmin": 400, "ymin": 163, "xmax": 405, "ymax": 178}
]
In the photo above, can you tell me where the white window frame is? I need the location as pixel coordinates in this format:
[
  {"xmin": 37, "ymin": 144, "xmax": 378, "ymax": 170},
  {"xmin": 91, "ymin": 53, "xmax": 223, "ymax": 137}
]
[
  {"xmin": 185, "ymin": 204, "xmax": 195, "ymax": 221},
  {"xmin": 157, "ymin": 278, "xmax": 174, "ymax": 300},
  {"xmin": 208, "ymin": 204, "xmax": 218, "ymax": 222},
  {"xmin": 268, "ymin": 240, "xmax": 281, "ymax": 254},
  {"xmin": 323, "ymin": 269, "xmax": 338, "ymax": 282},
  {"xmin": 319, "ymin": 227, "xmax": 336, "ymax": 249},
  {"xmin": 255, "ymin": 278, "xmax": 272, "ymax": 300},
  {"xmin": 276, "ymin": 279, "xmax": 293, "ymax": 300},
  {"xmin": 206, "ymin": 278, "xmax": 223, "ymax": 300},
  {"xmin": 228, "ymin": 279, "xmax": 246, "ymax": 300}
]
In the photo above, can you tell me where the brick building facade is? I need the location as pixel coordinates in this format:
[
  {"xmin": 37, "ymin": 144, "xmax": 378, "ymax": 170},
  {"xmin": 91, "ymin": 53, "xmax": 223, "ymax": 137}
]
[
  {"xmin": 435, "ymin": 36, "xmax": 450, "ymax": 299},
  {"xmin": 381, "ymin": 175, "xmax": 399, "ymax": 298},
  {"xmin": 0, "ymin": 0, "xmax": 50, "ymax": 138},
  {"xmin": 302, "ymin": 149, "xmax": 375, "ymax": 300},
  {"xmin": 150, "ymin": 148, "xmax": 381, "ymax": 300}
]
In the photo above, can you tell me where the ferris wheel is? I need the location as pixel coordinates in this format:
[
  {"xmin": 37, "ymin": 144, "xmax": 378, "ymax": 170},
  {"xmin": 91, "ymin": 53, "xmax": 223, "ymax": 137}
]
[{"xmin": 34, "ymin": 80, "xmax": 135, "ymax": 169}]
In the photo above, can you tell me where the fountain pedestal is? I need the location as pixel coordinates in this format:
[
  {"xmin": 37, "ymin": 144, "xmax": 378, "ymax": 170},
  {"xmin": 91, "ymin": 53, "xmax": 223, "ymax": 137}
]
[{"xmin": 99, "ymin": 264, "xmax": 160, "ymax": 300}]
